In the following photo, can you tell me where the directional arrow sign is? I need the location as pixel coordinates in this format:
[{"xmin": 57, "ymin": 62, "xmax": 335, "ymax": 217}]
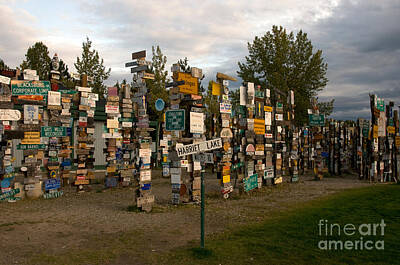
[
  {"xmin": 0, "ymin": 109, "xmax": 21, "ymax": 120},
  {"xmin": 132, "ymin": 50, "xmax": 146, "ymax": 60},
  {"xmin": 176, "ymin": 138, "xmax": 222, "ymax": 157},
  {"xmin": 131, "ymin": 65, "xmax": 148, "ymax": 73},
  {"xmin": 165, "ymin": 80, "xmax": 185, "ymax": 88}
]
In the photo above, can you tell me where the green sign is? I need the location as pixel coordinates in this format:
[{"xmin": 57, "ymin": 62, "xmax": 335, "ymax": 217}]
[
  {"xmin": 17, "ymin": 144, "xmax": 46, "ymax": 150},
  {"xmin": 119, "ymin": 117, "xmax": 133, "ymax": 122},
  {"xmin": 11, "ymin": 80, "xmax": 51, "ymax": 96},
  {"xmin": 0, "ymin": 188, "xmax": 20, "ymax": 200},
  {"xmin": 41, "ymin": 126, "xmax": 67, "ymax": 137},
  {"xmin": 59, "ymin": 89, "xmax": 78, "ymax": 94},
  {"xmin": 165, "ymin": 110, "xmax": 185, "ymax": 131},
  {"xmin": 244, "ymin": 174, "xmax": 258, "ymax": 192},
  {"xmin": 43, "ymin": 191, "xmax": 63, "ymax": 199},
  {"xmin": 377, "ymin": 99, "xmax": 385, "ymax": 112},
  {"xmin": 309, "ymin": 114, "xmax": 325, "ymax": 126},
  {"xmin": 255, "ymin": 90, "xmax": 264, "ymax": 98}
]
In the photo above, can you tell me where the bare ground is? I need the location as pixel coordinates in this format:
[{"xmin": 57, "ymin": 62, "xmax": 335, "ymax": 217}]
[{"xmin": 0, "ymin": 171, "xmax": 372, "ymax": 265}]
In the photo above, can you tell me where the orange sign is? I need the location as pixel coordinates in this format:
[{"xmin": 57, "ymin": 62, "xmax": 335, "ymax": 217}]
[{"xmin": 174, "ymin": 72, "xmax": 198, "ymax": 95}]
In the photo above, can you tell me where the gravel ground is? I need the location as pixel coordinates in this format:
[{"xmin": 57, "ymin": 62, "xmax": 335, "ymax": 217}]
[{"xmin": 0, "ymin": 171, "xmax": 372, "ymax": 265}]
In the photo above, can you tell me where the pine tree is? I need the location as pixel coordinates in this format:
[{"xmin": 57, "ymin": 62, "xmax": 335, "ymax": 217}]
[
  {"xmin": 238, "ymin": 25, "xmax": 329, "ymax": 125},
  {"xmin": 75, "ymin": 37, "xmax": 111, "ymax": 97},
  {"xmin": 20, "ymin": 42, "xmax": 51, "ymax": 80}
]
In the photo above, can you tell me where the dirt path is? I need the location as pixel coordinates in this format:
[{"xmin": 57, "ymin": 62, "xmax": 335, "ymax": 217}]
[{"xmin": 0, "ymin": 172, "xmax": 371, "ymax": 265}]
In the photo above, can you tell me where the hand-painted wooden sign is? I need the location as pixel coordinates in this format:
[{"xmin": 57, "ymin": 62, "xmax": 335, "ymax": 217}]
[
  {"xmin": 0, "ymin": 75, "xmax": 11, "ymax": 84},
  {"xmin": 0, "ymin": 109, "xmax": 21, "ymax": 120},
  {"xmin": 41, "ymin": 126, "xmax": 67, "ymax": 137},
  {"xmin": 176, "ymin": 138, "xmax": 222, "ymax": 157},
  {"xmin": 131, "ymin": 50, "xmax": 146, "ymax": 60},
  {"xmin": 165, "ymin": 110, "xmax": 185, "ymax": 131}
]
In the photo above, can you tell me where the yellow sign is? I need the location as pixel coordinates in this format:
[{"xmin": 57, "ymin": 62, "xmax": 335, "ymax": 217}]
[
  {"xmin": 223, "ymin": 175, "xmax": 230, "ymax": 183},
  {"xmin": 24, "ymin": 132, "xmax": 40, "ymax": 138},
  {"xmin": 211, "ymin": 81, "xmax": 221, "ymax": 96},
  {"xmin": 264, "ymin": 106, "xmax": 273, "ymax": 112},
  {"xmin": 174, "ymin": 72, "xmax": 198, "ymax": 95},
  {"xmin": 396, "ymin": 136, "xmax": 400, "ymax": 147},
  {"xmin": 387, "ymin": 126, "xmax": 395, "ymax": 134},
  {"xmin": 373, "ymin": 125, "xmax": 378, "ymax": 139},
  {"xmin": 21, "ymin": 138, "xmax": 41, "ymax": 144},
  {"xmin": 254, "ymin": 119, "xmax": 265, "ymax": 135}
]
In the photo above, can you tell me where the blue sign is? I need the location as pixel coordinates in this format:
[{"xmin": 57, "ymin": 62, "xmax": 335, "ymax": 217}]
[
  {"xmin": 141, "ymin": 183, "xmax": 151, "ymax": 190},
  {"xmin": 155, "ymin": 98, "xmax": 165, "ymax": 111},
  {"xmin": 321, "ymin": 152, "xmax": 329, "ymax": 158},
  {"xmin": 105, "ymin": 177, "xmax": 117, "ymax": 188},
  {"xmin": 61, "ymin": 160, "xmax": 72, "ymax": 167},
  {"xmin": 45, "ymin": 178, "xmax": 61, "ymax": 191}
]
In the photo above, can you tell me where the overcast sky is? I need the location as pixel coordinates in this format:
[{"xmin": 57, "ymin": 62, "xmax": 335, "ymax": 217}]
[{"xmin": 0, "ymin": 0, "xmax": 399, "ymax": 120}]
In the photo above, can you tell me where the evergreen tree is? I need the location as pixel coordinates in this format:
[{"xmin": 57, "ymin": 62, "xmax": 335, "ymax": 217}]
[
  {"xmin": 238, "ymin": 25, "xmax": 329, "ymax": 125},
  {"xmin": 20, "ymin": 42, "xmax": 51, "ymax": 80},
  {"xmin": 75, "ymin": 37, "xmax": 111, "ymax": 97}
]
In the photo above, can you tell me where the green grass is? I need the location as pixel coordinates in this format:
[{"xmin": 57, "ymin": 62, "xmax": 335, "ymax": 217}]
[{"xmin": 158, "ymin": 185, "xmax": 400, "ymax": 265}]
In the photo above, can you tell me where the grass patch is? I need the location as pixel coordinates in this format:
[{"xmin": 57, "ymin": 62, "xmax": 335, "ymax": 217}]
[{"xmin": 158, "ymin": 185, "xmax": 400, "ymax": 265}]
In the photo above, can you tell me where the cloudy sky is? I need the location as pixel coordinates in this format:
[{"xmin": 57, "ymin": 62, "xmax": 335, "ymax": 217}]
[{"xmin": 0, "ymin": 0, "xmax": 399, "ymax": 120}]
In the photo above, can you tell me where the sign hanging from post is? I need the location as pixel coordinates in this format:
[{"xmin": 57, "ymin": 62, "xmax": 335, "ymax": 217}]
[
  {"xmin": 176, "ymin": 138, "xmax": 222, "ymax": 157},
  {"xmin": 190, "ymin": 112, "xmax": 204, "ymax": 133},
  {"xmin": 165, "ymin": 109, "xmax": 185, "ymax": 131},
  {"xmin": 173, "ymin": 72, "xmax": 198, "ymax": 95},
  {"xmin": 0, "ymin": 109, "xmax": 21, "ymax": 121},
  {"xmin": 309, "ymin": 114, "xmax": 325, "ymax": 126}
]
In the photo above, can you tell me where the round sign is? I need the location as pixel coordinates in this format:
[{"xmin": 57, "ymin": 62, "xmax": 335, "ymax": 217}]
[
  {"xmin": 155, "ymin": 98, "xmax": 165, "ymax": 111},
  {"xmin": 21, "ymin": 166, "xmax": 28, "ymax": 172}
]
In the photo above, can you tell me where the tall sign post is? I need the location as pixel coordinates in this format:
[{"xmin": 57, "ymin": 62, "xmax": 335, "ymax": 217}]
[
  {"xmin": 130, "ymin": 50, "xmax": 154, "ymax": 212},
  {"xmin": 216, "ymin": 72, "xmax": 236, "ymax": 198}
]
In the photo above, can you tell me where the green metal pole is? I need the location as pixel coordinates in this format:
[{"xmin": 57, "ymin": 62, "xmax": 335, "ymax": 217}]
[{"xmin": 201, "ymin": 168, "xmax": 205, "ymax": 248}]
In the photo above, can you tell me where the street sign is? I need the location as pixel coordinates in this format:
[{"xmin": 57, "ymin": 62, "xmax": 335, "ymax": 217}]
[
  {"xmin": 176, "ymin": 138, "xmax": 222, "ymax": 157},
  {"xmin": 165, "ymin": 80, "xmax": 185, "ymax": 88},
  {"xmin": 173, "ymin": 72, "xmax": 198, "ymax": 95},
  {"xmin": 254, "ymin": 119, "xmax": 265, "ymax": 135},
  {"xmin": 41, "ymin": 126, "xmax": 67, "ymax": 137},
  {"xmin": 309, "ymin": 114, "xmax": 325, "ymax": 126},
  {"xmin": 132, "ymin": 50, "xmax": 146, "ymax": 60},
  {"xmin": 193, "ymin": 153, "xmax": 214, "ymax": 164},
  {"xmin": 17, "ymin": 144, "xmax": 46, "ymax": 150},
  {"xmin": 11, "ymin": 80, "xmax": 51, "ymax": 97},
  {"xmin": 244, "ymin": 174, "xmax": 258, "ymax": 192},
  {"xmin": 0, "ymin": 109, "xmax": 21, "ymax": 120},
  {"xmin": 44, "ymin": 178, "xmax": 61, "ymax": 191},
  {"xmin": 165, "ymin": 109, "xmax": 185, "ymax": 131},
  {"xmin": 131, "ymin": 65, "xmax": 148, "ymax": 73}
]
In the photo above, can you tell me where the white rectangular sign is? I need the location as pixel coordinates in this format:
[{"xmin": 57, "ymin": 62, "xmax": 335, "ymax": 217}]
[
  {"xmin": 140, "ymin": 170, "xmax": 151, "ymax": 182},
  {"xmin": 48, "ymin": 91, "xmax": 61, "ymax": 106},
  {"xmin": 105, "ymin": 105, "xmax": 119, "ymax": 114},
  {"xmin": 190, "ymin": 112, "xmax": 204, "ymax": 134},
  {"xmin": 139, "ymin": 148, "xmax": 151, "ymax": 158},
  {"xmin": 0, "ymin": 75, "xmax": 11, "ymax": 85},
  {"xmin": 176, "ymin": 138, "xmax": 222, "ymax": 157}
]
